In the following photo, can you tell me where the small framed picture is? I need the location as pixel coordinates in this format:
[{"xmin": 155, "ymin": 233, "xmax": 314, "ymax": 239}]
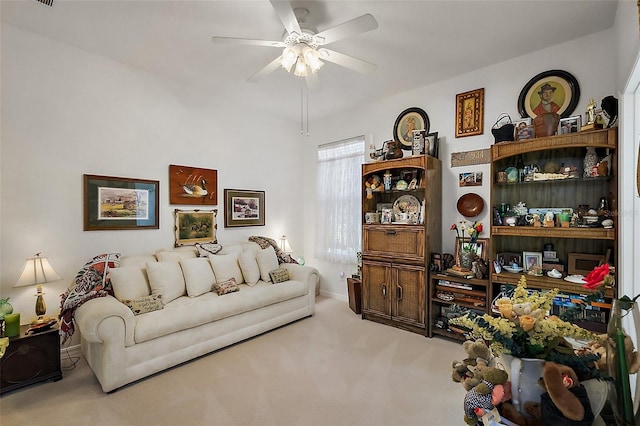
[
  {"xmin": 381, "ymin": 208, "xmax": 393, "ymax": 224},
  {"xmin": 455, "ymin": 88, "xmax": 484, "ymax": 138},
  {"xmin": 559, "ymin": 115, "xmax": 582, "ymax": 134},
  {"xmin": 496, "ymin": 252, "xmax": 522, "ymax": 268},
  {"xmin": 426, "ymin": 132, "xmax": 439, "ymax": 158},
  {"xmin": 455, "ymin": 238, "xmax": 489, "ymax": 261},
  {"xmin": 514, "ymin": 118, "xmax": 534, "ymax": 141},
  {"xmin": 523, "ymin": 251, "xmax": 543, "ymax": 271},
  {"xmin": 224, "ymin": 189, "xmax": 265, "ymax": 227},
  {"xmin": 459, "ymin": 172, "xmax": 483, "ymax": 187}
]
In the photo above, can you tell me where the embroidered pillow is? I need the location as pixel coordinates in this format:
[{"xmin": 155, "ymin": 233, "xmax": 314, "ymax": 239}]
[
  {"xmin": 256, "ymin": 246, "xmax": 279, "ymax": 282},
  {"xmin": 269, "ymin": 268, "xmax": 290, "ymax": 284},
  {"xmin": 123, "ymin": 294, "xmax": 163, "ymax": 315},
  {"xmin": 212, "ymin": 278, "xmax": 239, "ymax": 295},
  {"xmin": 238, "ymin": 250, "xmax": 260, "ymax": 286},
  {"xmin": 195, "ymin": 243, "xmax": 223, "ymax": 257}
]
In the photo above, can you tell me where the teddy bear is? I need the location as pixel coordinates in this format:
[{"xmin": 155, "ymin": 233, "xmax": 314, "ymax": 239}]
[
  {"xmin": 452, "ymin": 340, "xmax": 494, "ymax": 391},
  {"xmin": 463, "ymin": 366, "xmax": 510, "ymax": 425},
  {"xmin": 576, "ymin": 333, "xmax": 640, "ymax": 374},
  {"xmin": 501, "ymin": 362, "xmax": 594, "ymax": 426}
]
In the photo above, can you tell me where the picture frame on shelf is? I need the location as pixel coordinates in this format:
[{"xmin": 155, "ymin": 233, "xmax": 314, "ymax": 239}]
[
  {"xmin": 381, "ymin": 208, "xmax": 393, "ymax": 224},
  {"xmin": 455, "ymin": 88, "xmax": 484, "ymax": 138},
  {"xmin": 455, "ymin": 237, "xmax": 488, "ymax": 261},
  {"xmin": 518, "ymin": 69, "xmax": 580, "ymax": 119},
  {"xmin": 496, "ymin": 252, "xmax": 522, "ymax": 267},
  {"xmin": 169, "ymin": 164, "xmax": 217, "ymax": 205},
  {"xmin": 426, "ymin": 131, "xmax": 439, "ymax": 158},
  {"xmin": 393, "ymin": 107, "xmax": 430, "ymax": 150},
  {"xmin": 568, "ymin": 253, "xmax": 606, "ymax": 276},
  {"xmin": 558, "ymin": 115, "xmax": 582, "ymax": 134},
  {"xmin": 514, "ymin": 118, "xmax": 534, "ymax": 140},
  {"xmin": 223, "ymin": 189, "xmax": 265, "ymax": 228},
  {"xmin": 174, "ymin": 209, "xmax": 217, "ymax": 246},
  {"xmin": 523, "ymin": 251, "xmax": 543, "ymax": 271},
  {"xmin": 83, "ymin": 174, "xmax": 159, "ymax": 231}
]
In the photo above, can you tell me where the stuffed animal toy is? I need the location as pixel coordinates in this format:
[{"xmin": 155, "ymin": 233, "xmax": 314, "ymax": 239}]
[
  {"xmin": 578, "ymin": 334, "xmax": 640, "ymax": 374},
  {"xmin": 463, "ymin": 367, "xmax": 510, "ymax": 425},
  {"xmin": 452, "ymin": 340, "xmax": 494, "ymax": 391},
  {"xmin": 501, "ymin": 362, "xmax": 594, "ymax": 426}
]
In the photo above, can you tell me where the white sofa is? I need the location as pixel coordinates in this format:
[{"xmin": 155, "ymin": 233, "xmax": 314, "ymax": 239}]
[{"xmin": 74, "ymin": 242, "xmax": 318, "ymax": 392}]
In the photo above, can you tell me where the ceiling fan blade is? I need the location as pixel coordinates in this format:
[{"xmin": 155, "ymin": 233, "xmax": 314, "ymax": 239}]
[
  {"xmin": 320, "ymin": 49, "xmax": 377, "ymax": 74},
  {"xmin": 269, "ymin": 0, "xmax": 302, "ymax": 36},
  {"xmin": 314, "ymin": 14, "xmax": 378, "ymax": 45},
  {"xmin": 212, "ymin": 36, "xmax": 285, "ymax": 48},
  {"xmin": 247, "ymin": 56, "xmax": 283, "ymax": 82},
  {"xmin": 305, "ymin": 72, "xmax": 321, "ymax": 93}
]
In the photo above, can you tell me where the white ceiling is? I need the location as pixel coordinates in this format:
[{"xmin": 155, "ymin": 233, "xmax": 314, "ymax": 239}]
[{"xmin": 1, "ymin": 0, "xmax": 619, "ymax": 122}]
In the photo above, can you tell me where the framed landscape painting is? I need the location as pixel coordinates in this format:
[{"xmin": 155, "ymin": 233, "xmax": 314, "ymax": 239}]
[
  {"xmin": 174, "ymin": 209, "xmax": 217, "ymax": 246},
  {"xmin": 224, "ymin": 189, "xmax": 265, "ymax": 227},
  {"xmin": 84, "ymin": 174, "xmax": 159, "ymax": 231}
]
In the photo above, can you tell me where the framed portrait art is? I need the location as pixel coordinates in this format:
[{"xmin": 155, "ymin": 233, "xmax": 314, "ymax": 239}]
[
  {"xmin": 174, "ymin": 209, "xmax": 217, "ymax": 246},
  {"xmin": 169, "ymin": 164, "xmax": 217, "ymax": 205},
  {"xmin": 393, "ymin": 107, "xmax": 430, "ymax": 150},
  {"xmin": 523, "ymin": 251, "xmax": 543, "ymax": 272},
  {"xmin": 83, "ymin": 174, "xmax": 159, "ymax": 231},
  {"xmin": 455, "ymin": 238, "xmax": 488, "ymax": 262},
  {"xmin": 224, "ymin": 189, "xmax": 265, "ymax": 228},
  {"xmin": 518, "ymin": 70, "xmax": 580, "ymax": 119},
  {"xmin": 455, "ymin": 88, "xmax": 484, "ymax": 138}
]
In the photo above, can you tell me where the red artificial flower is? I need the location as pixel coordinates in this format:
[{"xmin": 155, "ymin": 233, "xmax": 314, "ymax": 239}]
[
  {"xmin": 450, "ymin": 224, "xmax": 457, "ymax": 231},
  {"xmin": 582, "ymin": 263, "xmax": 611, "ymax": 290},
  {"xmin": 475, "ymin": 223, "xmax": 483, "ymax": 233}
]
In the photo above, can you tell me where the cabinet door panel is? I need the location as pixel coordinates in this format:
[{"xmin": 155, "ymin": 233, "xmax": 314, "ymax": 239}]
[
  {"xmin": 363, "ymin": 227, "xmax": 424, "ymax": 259},
  {"xmin": 392, "ymin": 265, "xmax": 425, "ymax": 327},
  {"xmin": 362, "ymin": 261, "xmax": 391, "ymax": 318}
]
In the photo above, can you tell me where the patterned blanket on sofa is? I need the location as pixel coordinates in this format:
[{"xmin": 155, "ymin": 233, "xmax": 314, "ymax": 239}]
[
  {"xmin": 249, "ymin": 236, "xmax": 298, "ymax": 264},
  {"xmin": 58, "ymin": 253, "xmax": 120, "ymax": 343}
]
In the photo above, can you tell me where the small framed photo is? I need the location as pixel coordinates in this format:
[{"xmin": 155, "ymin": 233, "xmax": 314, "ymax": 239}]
[
  {"xmin": 459, "ymin": 172, "xmax": 483, "ymax": 187},
  {"xmin": 523, "ymin": 251, "xmax": 543, "ymax": 271},
  {"xmin": 559, "ymin": 115, "xmax": 582, "ymax": 134},
  {"xmin": 455, "ymin": 238, "xmax": 489, "ymax": 261},
  {"xmin": 174, "ymin": 209, "xmax": 217, "ymax": 246},
  {"xmin": 224, "ymin": 189, "xmax": 265, "ymax": 227},
  {"xmin": 514, "ymin": 118, "xmax": 534, "ymax": 141},
  {"xmin": 426, "ymin": 132, "xmax": 439, "ymax": 158},
  {"xmin": 381, "ymin": 208, "xmax": 393, "ymax": 224},
  {"xmin": 568, "ymin": 253, "xmax": 606, "ymax": 275},
  {"xmin": 497, "ymin": 252, "xmax": 522, "ymax": 268},
  {"xmin": 83, "ymin": 174, "xmax": 159, "ymax": 231},
  {"xmin": 455, "ymin": 88, "xmax": 484, "ymax": 138}
]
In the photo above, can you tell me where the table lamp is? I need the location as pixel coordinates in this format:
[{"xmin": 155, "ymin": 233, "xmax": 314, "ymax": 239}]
[
  {"xmin": 279, "ymin": 235, "xmax": 293, "ymax": 254},
  {"xmin": 14, "ymin": 253, "xmax": 62, "ymax": 323}
]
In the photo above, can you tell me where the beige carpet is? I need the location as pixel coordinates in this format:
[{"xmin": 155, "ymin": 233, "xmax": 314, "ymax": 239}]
[{"xmin": 1, "ymin": 296, "xmax": 466, "ymax": 426}]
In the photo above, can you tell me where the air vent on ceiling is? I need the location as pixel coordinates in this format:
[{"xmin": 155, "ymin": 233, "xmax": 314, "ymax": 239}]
[{"xmin": 36, "ymin": 0, "xmax": 53, "ymax": 6}]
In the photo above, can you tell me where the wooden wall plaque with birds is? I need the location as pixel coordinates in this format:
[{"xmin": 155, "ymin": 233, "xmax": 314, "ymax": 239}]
[{"xmin": 169, "ymin": 164, "xmax": 218, "ymax": 205}]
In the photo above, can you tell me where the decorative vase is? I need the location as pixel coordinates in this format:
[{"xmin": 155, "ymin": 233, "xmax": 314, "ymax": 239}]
[
  {"xmin": 0, "ymin": 298, "xmax": 13, "ymax": 320},
  {"xmin": 533, "ymin": 112, "xmax": 560, "ymax": 137},
  {"xmin": 458, "ymin": 251, "xmax": 473, "ymax": 271},
  {"xmin": 606, "ymin": 298, "xmax": 640, "ymax": 425},
  {"xmin": 583, "ymin": 147, "xmax": 598, "ymax": 178},
  {"xmin": 498, "ymin": 354, "xmax": 545, "ymax": 416}
]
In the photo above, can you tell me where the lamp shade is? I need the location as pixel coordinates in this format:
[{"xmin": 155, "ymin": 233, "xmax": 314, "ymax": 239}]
[
  {"xmin": 279, "ymin": 235, "xmax": 294, "ymax": 254},
  {"xmin": 15, "ymin": 254, "xmax": 62, "ymax": 287}
]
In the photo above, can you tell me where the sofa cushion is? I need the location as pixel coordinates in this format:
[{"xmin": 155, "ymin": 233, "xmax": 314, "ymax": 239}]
[
  {"xmin": 180, "ymin": 257, "xmax": 217, "ymax": 297},
  {"xmin": 256, "ymin": 246, "xmax": 279, "ymax": 282},
  {"xmin": 109, "ymin": 266, "xmax": 150, "ymax": 302},
  {"xmin": 269, "ymin": 268, "xmax": 290, "ymax": 284},
  {"xmin": 209, "ymin": 252, "xmax": 244, "ymax": 284},
  {"xmin": 238, "ymin": 250, "xmax": 260, "ymax": 286},
  {"xmin": 123, "ymin": 294, "xmax": 163, "ymax": 315},
  {"xmin": 212, "ymin": 277, "xmax": 239, "ymax": 295},
  {"xmin": 146, "ymin": 261, "xmax": 186, "ymax": 304},
  {"xmin": 120, "ymin": 255, "xmax": 158, "ymax": 268},
  {"xmin": 155, "ymin": 250, "xmax": 197, "ymax": 262},
  {"xmin": 217, "ymin": 244, "xmax": 243, "ymax": 256},
  {"xmin": 133, "ymin": 279, "xmax": 308, "ymax": 344}
]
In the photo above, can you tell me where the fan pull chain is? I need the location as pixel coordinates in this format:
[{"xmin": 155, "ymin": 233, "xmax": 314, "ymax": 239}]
[{"xmin": 299, "ymin": 80, "xmax": 310, "ymax": 137}]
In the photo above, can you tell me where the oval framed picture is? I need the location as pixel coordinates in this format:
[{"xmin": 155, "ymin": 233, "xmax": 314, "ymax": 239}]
[
  {"xmin": 518, "ymin": 70, "xmax": 580, "ymax": 119},
  {"xmin": 393, "ymin": 107, "xmax": 430, "ymax": 150}
]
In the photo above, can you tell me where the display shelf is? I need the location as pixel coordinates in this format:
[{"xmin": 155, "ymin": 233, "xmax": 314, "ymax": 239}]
[{"xmin": 491, "ymin": 226, "xmax": 615, "ymax": 240}]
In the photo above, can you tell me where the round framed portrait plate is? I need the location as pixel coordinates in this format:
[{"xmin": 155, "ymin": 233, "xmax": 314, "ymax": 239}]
[
  {"xmin": 393, "ymin": 107, "xmax": 430, "ymax": 150},
  {"xmin": 518, "ymin": 70, "xmax": 580, "ymax": 119}
]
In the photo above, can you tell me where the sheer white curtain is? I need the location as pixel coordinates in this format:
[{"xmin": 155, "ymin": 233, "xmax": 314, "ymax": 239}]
[{"xmin": 315, "ymin": 136, "xmax": 364, "ymax": 264}]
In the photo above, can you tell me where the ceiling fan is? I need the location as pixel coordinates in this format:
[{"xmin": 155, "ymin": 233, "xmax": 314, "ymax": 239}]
[{"xmin": 211, "ymin": 0, "xmax": 378, "ymax": 90}]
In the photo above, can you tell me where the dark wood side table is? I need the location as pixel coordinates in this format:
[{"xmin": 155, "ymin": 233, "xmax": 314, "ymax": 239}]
[
  {"xmin": 347, "ymin": 277, "xmax": 362, "ymax": 314},
  {"xmin": 1, "ymin": 324, "xmax": 62, "ymax": 395}
]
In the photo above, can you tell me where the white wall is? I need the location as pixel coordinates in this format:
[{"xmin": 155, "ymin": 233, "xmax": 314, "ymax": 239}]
[
  {"xmin": 304, "ymin": 29, "xmax": 617, "ymax": 298},
  {"xmin": 0, "ymin": 25, "xmax": 304, "ymax": 322}
]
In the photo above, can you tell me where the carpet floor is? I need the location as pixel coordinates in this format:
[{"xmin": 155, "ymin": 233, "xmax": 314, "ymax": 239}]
[{"xmin": 1, "ymin": 296, "xmax": 466, "ymax": 425}]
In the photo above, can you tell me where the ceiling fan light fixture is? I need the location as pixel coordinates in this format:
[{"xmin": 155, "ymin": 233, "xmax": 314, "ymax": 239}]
[
  {"xmin": 302, "ymin": 46, "xmax": 323, "ymax": 73},
  {"xmin": 294, "ymin": 57, "xmax": 308, "ymax": 77},
  {"xmin": 280, "ymin": 46, "xmax": 298, "ymax": 72}
]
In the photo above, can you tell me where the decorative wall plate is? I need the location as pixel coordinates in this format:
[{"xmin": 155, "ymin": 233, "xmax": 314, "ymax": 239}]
[
  {"xmin": 518, "ymin": 70, "xmax": 580, "ymax": 119},
  {"xmin": 393, "ymin": 107, "xmax": 430, "ymax": 150},
  {"xmin": 393, "ymin": 195, "xmax": 420, "ymax": 215}
]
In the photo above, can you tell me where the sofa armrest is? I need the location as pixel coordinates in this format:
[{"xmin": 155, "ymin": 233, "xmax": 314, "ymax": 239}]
[
  {"xmin": 281, "ymin": 263, "xmax": 319, "ymax": 295},
  {"xmin": 75, "ymin": 295, "xmax": 136, "ymax": 347}
]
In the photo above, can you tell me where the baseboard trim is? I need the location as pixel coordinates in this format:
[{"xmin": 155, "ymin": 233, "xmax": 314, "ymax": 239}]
[
  {"xmin": 319, "ymin": 290, "xmax": 348, "ymax": 302},
  {"xmin": 60, "ymin": 343, "xmax": 82, "ymax": 359}
]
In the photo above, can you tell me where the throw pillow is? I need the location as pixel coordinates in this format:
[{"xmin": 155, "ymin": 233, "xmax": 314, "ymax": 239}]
[
  {"xmin": 269, "ymin": 268, "xmax": 290, "ymax": 284},
  {"xmin": 238, "ymin": 250, "xmax": 260, "ymax": 286},
  {"xmin": 155, "ymin": 250, "xmax": 197, "ymax": 262},
  {"xmin": 195, "ymin": 243, "xmax": 223, "ymax": 257},
  {"xmin": 209, "ymin": 252, "xmax": 244, "ymax": 284},
  {"xmin": 212, "ymin": 277, "xmax": 239, "ymax": 295},
  {"xmin": 180, "ymin": 257, "xmax": 217, "ymax": 297},
  {"xmin": 256, "ymin": 246, "xmax": 279, "ymax": 282},
  {"xmin": 146, "ymin": 261, "xmax": 186, "ymax": 304},
  {"xmin": 109, "ymin": 266, "xmax": 151, "ymax": 302},
  {"xmin": 123, "ymin": 294, "xmax": 163, "ymax": 315},
  {"xmin": 119, "ymin": 255, "xmax": 158, "ymax": 269}
]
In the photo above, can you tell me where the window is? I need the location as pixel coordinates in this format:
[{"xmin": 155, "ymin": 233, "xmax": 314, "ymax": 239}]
[{"xmin": 315, "ymin": 136, "xmax": 364, "ymax": 264}]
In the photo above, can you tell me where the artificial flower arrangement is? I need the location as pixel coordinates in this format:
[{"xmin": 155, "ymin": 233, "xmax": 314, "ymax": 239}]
[
  {"xmin": 450, "ymin": 220, "xmax": 483, "ymax": 252},
  {"xmin": 450, "ymin": 275, "xmax": 601, "ymax": 377}
]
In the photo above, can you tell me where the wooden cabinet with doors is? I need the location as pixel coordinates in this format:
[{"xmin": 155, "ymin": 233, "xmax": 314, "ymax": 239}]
[{"xmin": 361, "ymin": 155, "xmax": 441, "ymax": 335}]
